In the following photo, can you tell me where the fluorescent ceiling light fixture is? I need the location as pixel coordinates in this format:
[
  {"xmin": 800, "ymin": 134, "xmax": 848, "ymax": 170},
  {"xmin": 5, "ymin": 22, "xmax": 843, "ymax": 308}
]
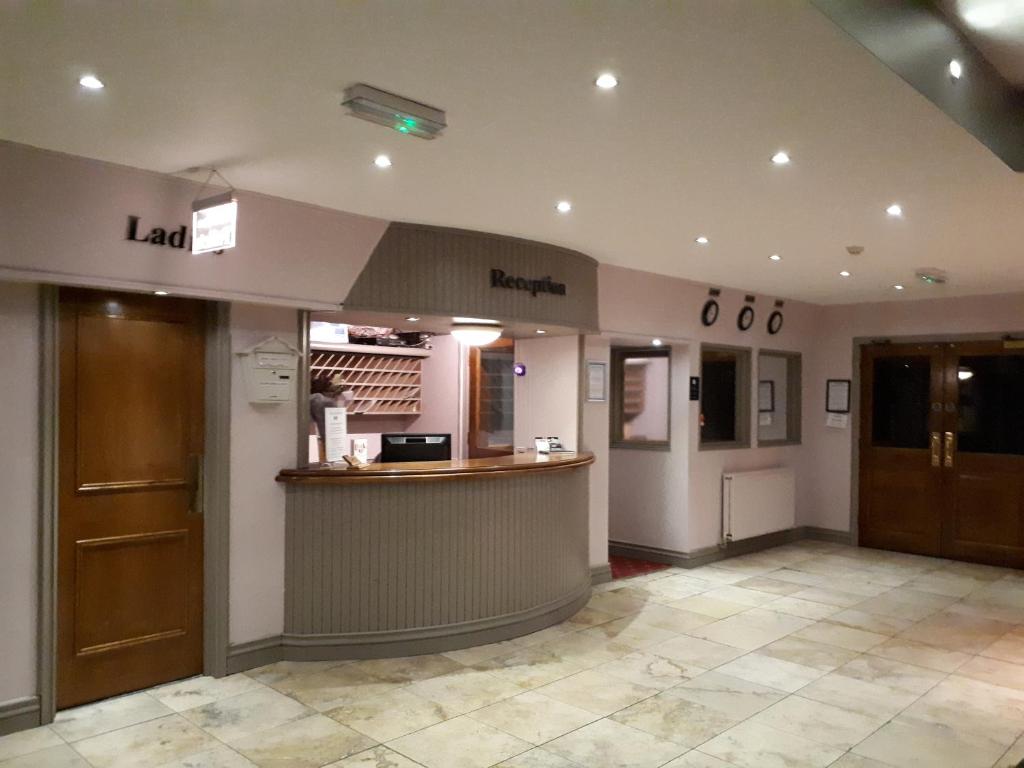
[
  {"xmin": 79, "ymin": 74, "xmax": 104, "ymax": 90},
  {"xmin": 595, "ymin": 73, "xmax": 619, "ymax": 89},
  {"xmin": 839, "ymin": 270, "xmax": 851, "ymax": 277},
  {"xmin": 153, "ymin": 290, "xmax": 169, "ymax": 296},
  {"xmin": 886, "ymin": 203, "xmax": 903, "ymax": 217},
  {"xmin": 535, "ymin": 329, "xmax": 547, "ymax": 334},
  {"xmin": 651, "ymin": 338, "xmax": 663, "ymax": 346},
  {"xmin": 192, "ymin": 190, "xmax": 238, "ymax": 255},
  {"xmin": 770, "ymin": 254, "xmax": 781, "ymax": 261},
  {"xmin": 771, "ymin": 151, "xmax": 791, "ymax": 165},
  {"xmin": 453, "ymin": 316, "xmax": 498, "ymax": 324},
  {"xmin": 894, "ymin": 284, "xmax": 905, "ymax": 291},
  {"xmin": 556, "ymin": 200, "xmax": 572, "ymax": 213},
  {"xmin": 342, "ymin": 83, "xmax": 446, "ymax": 140},
  {"xmin": 374, "ymin": 154, "xmax": 392, "ymax": 168},
  {"xmin": 695, "ymin": 236, "xmax": 709, "ymax": 245},
  {"xmin": 451, "ymin": 323, "xmax": 503, "ymax": 346},
  {"xmin": 405, "ymin": 316, "xmax": 420, "ymax": 322},
  {"xmin": 948, "ymin": 59, "xmax": 963, "ymax": 79}
]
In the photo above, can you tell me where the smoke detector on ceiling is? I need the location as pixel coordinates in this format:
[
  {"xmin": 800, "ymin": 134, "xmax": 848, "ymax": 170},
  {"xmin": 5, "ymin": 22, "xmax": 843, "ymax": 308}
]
[
  {"xmin": 341, "ymin": 83, "xmax": 447, "ymax": 140},
  {"xmin": 845, "ymin": 245, "xmax": 864, "ymax": 255},
  {"xmin": 916, "ymin": 268, "xmax": 949, "ymax": 285}
]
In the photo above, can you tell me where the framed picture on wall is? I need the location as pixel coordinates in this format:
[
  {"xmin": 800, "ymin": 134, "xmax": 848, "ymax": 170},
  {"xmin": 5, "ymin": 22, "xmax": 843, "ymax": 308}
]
[
  {"xmin": 826, "ymin": 378, "xmax": 851, "ymax": 413},
  {"xmin": 586, "ymin": 361, "xmax": 608, "ymax": 402},
  {"xmin": 758, "ymin": 380, "xmax": 775, "ymax": 413}
]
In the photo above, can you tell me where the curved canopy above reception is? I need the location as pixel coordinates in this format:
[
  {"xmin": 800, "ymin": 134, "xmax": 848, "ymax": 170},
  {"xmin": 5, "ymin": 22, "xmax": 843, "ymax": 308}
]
[{"xmin": 342, "ymin": 222, "xmax": 600, "ymax": 333}]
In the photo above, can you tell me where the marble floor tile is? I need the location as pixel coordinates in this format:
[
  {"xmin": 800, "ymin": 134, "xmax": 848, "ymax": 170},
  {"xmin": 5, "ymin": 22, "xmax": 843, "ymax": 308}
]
[
  {"xmin": 714, "ymin": 652, "xmax": 824, "ymax": 693},
  {"xmin": 852, "ymin": 588, "xmax": 958, "ymax": 622},
  {"xmin": 564, "ymin": 606, "xmax": 618, "ymax": 629},
  {"xmin": 245, "ymin": 660, "xmax": 351, "ymax": 687},
  {"xmin": 597, "ymin": 650, "xmax": 706, "ymax": 689},
  {"xmin": 755, "ymin": 636, "xmax": 859, "ymax": 673},
  {"xmin": 586, "ymin": 589, "xmax": 651, "ymax": 617},
  {"xmin": 629, "ymin": 604, "xmax": 717, "ymax": 634},
  {"xmin": 898, "ymin": 674, "xmax": 1024, "ymax": 744},
  {"xmin": 495, "ymin": 747, "xmax": 582, "ymax": 767},
  {"xmin": 701, "ymin": 586, "xmax": 780, "ymax": 608},
  {"xmin": 325, "ymin": 746, "xmax": 422, "ymax": 768},
  {"xmin": 831, "ymin": 655, "xmax": 946, "ymax": 696},
  {"xmin": 470, "ymin": 646, "xmax": 584, "ymax": 690},
  {"xmin": 684, "ymin": 567, "xmax": 750, "ymax": 586},
  {"xmin": 181, "ymin": 687, "xmax": 312, "ymax": 744},
  {"xmin": 326, "ymin": 687, "xmax": 452, "ymax": 741},
  {"xmin": 442, "ymin": 640, "xmax": 521, "ymax": 666},
  {"xmin": 866, "ymin": 637, "xmax": 971, "ymax": 673},
  {"xmin": 699, "ymin": 720, "xmax": 844, "ymax": 768},
  {"xmin": 853, "ymin": 718, "xmax": 1008, "ymax": 768},
  {"xmin": 665, "ymin": 595, "xmax": 750, "ymax": 619},
  {"xmin": 389, "ymin": 715, "xmax": 532, "ymax": 768},
  {"xmin": 748, "ymin": 695, "xmax": 887, "ymax": 749},
  {"xmin": 765, "ymin": 597, "xmax": 839, "ymax": 621},
  {"xmin": 533, "ymin": 632, "xmax": 634, "ymax": 669},
  {"xmin": 825, "ymin": 609, "xmax": 914, "ymax": 636},
  {"xmin": 0, "ymin": 726, "xmax": 64, "ymax": 762},
  {"xmin": 545, "ymin": 718, "xmax": 686, "ymax": 768},
  {"xmin": 230, "ymin": 713, "xmax": 375, "ymax": 768},
  {"xmin": 798, "ymin": 672, "xmax": 920, "ymax": 720},
  {"xmin": 904, "ymin": 571, "xmax": 987, "ymax": 598},
  {"xmin": 73, "ymin": 714, "xmax": 218, "ymax": 768},
  {"xmin": 0, "ymin": 744, "xmax": 90, "ymax": 768},
  {"xmin": 468, "ymin": 690, "xmax": 598, "ymax": 744},
  {"xmin": 687, "ymin": 609, "xmax": 812, "ymax": 651},
  {"xmin": 898, "ymin": 610, "xmax": 1014, "ymax": 654},
  {"xmin": 406, "ymin": 667, "xmax": 524, "ymax": 716},
  {"xmin": 610, "ymin": 689, "xmax": 742, "ymax": 747},
  {"xmin": 534, "ymin": 669, "xmax": 659, "ymax": 716},
  {"xmin": 580, "ymin": 616, "xmax": 680, "ymax": 650},
  {"xmin": 52, "ymin": 691, "xmax": 173, "ymax": 742},
  {"xmin": 661, "ymin": 752, "xmax": 739, "ymax": 768},
  {"xmin": 648, "ymin": 634, "xmax": 746, "ymax": 669},
  {"xmin": 155, "ymin": 743, "xmax": 258, "ymax": 767},
  {"xmin": 788, "ymin": 587, "xmax": 869, "ymax": 608},
  {"xmin": 790, "ymin": 621, "xmax": 887, "ymax": 652},
  {"xmin": 826, "ymin": 755, "xmax": 892, "ymax": 768},
  {"xmin": 671, "ymin": 671, "xmax": 786, "ymax": 719},
  {"xmin": 734, "ymin": 576, "xmax": 803, "ymax": 596},
  {"xmin": 271, "ymin": 663, "xmax": 406, "ymax": 712},
  {"xmin": 943, "ymin": 654, "xmax": 1024, "ymax": 691},
  {"xmin": 352, "ymin": 654, "xmax": 466, "ymax": 684},
  {"xmin": 995, "ymin": 734, "xmax": 1024, "ymax": 768},
  {"xmin": 984, "ymin": 628, "xmax": 1024, "ymax": 664},
  {"xmin": 640, "ymin": 576, "xmax": 716, "ymax": 603},
  {"xmin": 150, "ymin": 674, "xmax": 266, "ymax": 712}
]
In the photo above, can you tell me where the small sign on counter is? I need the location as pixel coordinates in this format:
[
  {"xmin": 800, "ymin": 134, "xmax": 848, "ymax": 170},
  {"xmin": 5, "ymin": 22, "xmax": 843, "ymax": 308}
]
[{"xmin": 324, "ymin": 407, "xmax": 348, "ymax": 463}]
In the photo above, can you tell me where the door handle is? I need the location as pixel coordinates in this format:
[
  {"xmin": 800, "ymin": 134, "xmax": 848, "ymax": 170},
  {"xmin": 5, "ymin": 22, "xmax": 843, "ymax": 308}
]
[
  {"xmin": 930, "ymin": 432, "xmax": 941, "ymax": 467},
  {"xmin": 188, "ymin": 454, "xmax": 205, "ymax": 516},
  {"xmin": 943, "ymin": 432, "xmax": 954, "ymax": 469}
]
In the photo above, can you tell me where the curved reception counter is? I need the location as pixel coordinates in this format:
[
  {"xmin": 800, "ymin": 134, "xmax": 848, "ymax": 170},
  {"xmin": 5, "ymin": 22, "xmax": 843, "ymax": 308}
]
[{"xmin": 275, "ymin": 451, "xmax": 594, "ymax": 659}]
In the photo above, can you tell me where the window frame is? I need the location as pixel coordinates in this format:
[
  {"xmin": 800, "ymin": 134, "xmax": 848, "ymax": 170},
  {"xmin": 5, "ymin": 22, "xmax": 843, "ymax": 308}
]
[
  {"xmin": 610, "ymin": 347, "xmax": 672, "ymax": 451},
  {"xmin": 699, "ymin": 343, "xmax": 752, "ymax": 451},
  {"xmin": 756, "ymin": 348, "xmax": 803, "ymax": 447}
]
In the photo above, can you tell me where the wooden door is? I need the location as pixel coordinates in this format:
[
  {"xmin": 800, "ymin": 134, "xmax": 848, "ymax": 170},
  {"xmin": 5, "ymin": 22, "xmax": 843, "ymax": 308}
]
[
  {"xmin": 467, "ymin": 339, "xmax": 515, "ymax": 458},
  {"xmin": 941, "ymin": 340, "xmax": 1024, "ymax": 567},
  {"xmin": 859, "ymin": 340, "xmax": 1024, "ymax": 568},
  {"xmin": 58, "ymin": 289, "xmax": 205, "ymax": 708},
  {"xmin": 859, "ymin": 343, "xmax": 945, "ymax": 556}
]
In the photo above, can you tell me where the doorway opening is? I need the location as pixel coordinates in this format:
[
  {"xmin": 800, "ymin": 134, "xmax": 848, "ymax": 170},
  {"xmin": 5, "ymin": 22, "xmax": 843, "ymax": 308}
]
[{"xmin": 859, "ymin": 340, "xmax": 1024, "ymax": 568}]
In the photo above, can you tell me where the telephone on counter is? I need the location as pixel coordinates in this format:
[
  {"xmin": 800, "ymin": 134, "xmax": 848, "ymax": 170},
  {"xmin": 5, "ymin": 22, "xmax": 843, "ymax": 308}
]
[{"xmin": 534, "ymin": 436, "xmax": 570, "ymax": 454}]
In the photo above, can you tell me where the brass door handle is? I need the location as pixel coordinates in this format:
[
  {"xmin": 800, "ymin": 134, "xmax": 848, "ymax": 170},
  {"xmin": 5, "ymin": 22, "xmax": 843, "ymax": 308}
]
[
  {"xmin": 930, "ymin": 432, "xmax": 941, "ymax": 468},
  {"xmin": 943, "ymin": 432, "xmax": 954, "ymax": 469}
]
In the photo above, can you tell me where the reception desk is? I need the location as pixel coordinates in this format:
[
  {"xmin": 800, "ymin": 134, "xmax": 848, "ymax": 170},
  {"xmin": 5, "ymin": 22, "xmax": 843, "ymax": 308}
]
[{"xmin": 274, "ymin": 451, "xmax": 594, "ymax": 659}]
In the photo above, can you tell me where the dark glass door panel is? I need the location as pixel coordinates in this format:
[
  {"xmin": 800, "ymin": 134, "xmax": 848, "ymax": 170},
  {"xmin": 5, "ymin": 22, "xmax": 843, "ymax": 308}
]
[
  {"xmin": 956, "ymin": 355, "xmax": 1024, "ymax": 456},
  {"xmin": 871, "ymin": 356, "xmax": 931, "ymax": 449}
]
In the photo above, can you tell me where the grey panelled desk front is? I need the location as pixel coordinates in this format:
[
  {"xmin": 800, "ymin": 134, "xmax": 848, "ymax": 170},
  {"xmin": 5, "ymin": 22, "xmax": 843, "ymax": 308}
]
[{"xmin": 274, "ymin": 451, "xmax": 594, "ymax": 660}]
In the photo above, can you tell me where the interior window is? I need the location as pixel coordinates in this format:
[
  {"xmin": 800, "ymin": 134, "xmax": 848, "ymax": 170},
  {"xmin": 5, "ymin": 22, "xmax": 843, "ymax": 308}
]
[
  {"xmin": 757, "ymin": 351, "xmax": 802, "ymax": 445},
  {"xmin": 611, "ymin": 348, "xmax": 670, "ymax": 448},
  {"xmin": 700, "ymin": 345, "xmax": 751, "ymax": 448}
]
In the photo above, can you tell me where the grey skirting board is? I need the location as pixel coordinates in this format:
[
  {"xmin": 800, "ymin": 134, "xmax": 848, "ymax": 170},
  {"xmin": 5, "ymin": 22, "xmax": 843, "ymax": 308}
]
[{"xmin": 0, "ymin": 697, "xmax": 41, "ymax": 737}]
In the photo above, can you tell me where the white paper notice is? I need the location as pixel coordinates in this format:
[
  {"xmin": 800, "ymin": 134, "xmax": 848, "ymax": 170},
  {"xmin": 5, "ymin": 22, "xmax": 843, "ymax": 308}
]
[
  {"xmin": 825, "ymin": 413, "xmax": 849, "ymax": 429},
  {"xmin": 587, "ymin": 361, "xmax": 607, "ymax": 402},
  {"xmin": 759, "ymin": 412, "xmax": 773, "ymax": 426},
  {"xmin": 324, "ymin": 407, "xmax": 348, "ymax": 464}
]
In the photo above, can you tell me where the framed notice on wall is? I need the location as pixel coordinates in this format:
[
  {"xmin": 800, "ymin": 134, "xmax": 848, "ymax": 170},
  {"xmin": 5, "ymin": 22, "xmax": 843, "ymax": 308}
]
[
  {"xmin": 826, "ymin": 379, "xmax": 851, "ymax": 413},
  {"xmin": 758, "ymin": 380, "xmax": 775, "ymax": 413},
  {"xmin": 586, "ymin": 361, "xmax": 608, "ymax": 402}
]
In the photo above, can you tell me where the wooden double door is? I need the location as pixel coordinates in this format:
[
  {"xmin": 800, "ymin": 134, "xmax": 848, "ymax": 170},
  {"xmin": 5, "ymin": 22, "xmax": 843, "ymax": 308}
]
[
  {"xmin": 58, "ymin": 289, "xmax": 206, "ymax": 708},
  {"xmin": 859, "ymin": 341, "xmax": 1024, "ymax": 568}
]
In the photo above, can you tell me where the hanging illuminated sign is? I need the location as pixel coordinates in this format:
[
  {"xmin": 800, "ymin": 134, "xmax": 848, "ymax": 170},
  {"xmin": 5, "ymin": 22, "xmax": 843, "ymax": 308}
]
[{"xmin": 191, "ymin": 190, "xmax": 238, "ymax": 255}]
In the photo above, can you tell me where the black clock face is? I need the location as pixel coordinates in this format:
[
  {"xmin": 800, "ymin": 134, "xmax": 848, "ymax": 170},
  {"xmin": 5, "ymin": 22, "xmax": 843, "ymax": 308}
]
[
  {"xmin": 767, "ymin": 310, "xmax": 784, "ymax": 335},
  {"xmin": 701, "ymin": 299, "xmax": 719, "ymax": 327},
  {"xmin": 737, "ymin": 305, "xmax": 755, "ymax": 331}
]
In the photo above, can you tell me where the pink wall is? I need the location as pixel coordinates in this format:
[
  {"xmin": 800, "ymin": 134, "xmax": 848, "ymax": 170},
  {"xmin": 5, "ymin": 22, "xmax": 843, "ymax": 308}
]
[
  {"xmin": 0, "ymin": 141, "xmax": 387, "ymax": 309},
  {"xmin": 804, "ymin": 291, "xmax": 1024, "ymax": 533}
]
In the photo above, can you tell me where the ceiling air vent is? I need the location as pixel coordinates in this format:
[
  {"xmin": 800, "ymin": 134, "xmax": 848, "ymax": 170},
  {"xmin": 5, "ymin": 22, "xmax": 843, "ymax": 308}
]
[{"xmin": 341, "ymin": 84, "xmax": 447, "ymax": 140}]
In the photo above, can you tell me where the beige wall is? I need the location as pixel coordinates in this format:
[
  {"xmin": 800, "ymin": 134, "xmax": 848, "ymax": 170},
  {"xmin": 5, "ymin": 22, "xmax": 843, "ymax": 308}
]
[
  {"xmin": 513, "ymin": 335, "xmax": 580, "ymax": 452},
  {"xmin": 0, "ymin": 283, "xmax": 40, "ymax": 703},
  {"xmin": 581, "ymin": 336, "xmax": 611, "ymax": 569}
]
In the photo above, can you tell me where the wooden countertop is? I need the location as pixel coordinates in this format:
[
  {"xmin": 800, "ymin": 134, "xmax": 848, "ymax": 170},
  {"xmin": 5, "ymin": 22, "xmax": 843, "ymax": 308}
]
[{"xmin": 276, "ymin": 451, "xmax": 594, "ymax": 484}]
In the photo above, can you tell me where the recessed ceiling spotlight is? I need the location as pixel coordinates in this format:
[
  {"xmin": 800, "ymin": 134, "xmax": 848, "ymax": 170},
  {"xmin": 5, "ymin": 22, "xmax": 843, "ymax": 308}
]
[
  {"xmin": 556, "ymin": 200, "xmax": 572, "ymax": 213},
  {"xmin": 948, "ymin": 59, "xmax": 963, "ymax": 79},
  {"xmin": 535, "ymin": 329, "xmax": 547, "ymax": 334},
  {"xmin": 771, "ymin": 151, "xmax": 791, "ymax": 165},
  {"xmin": 651, "ymin": 338, "xmax": 663, "ymax": 347},
  {"xmin": 595, "ymin": 73, "xmax": 618, "ymax": 89},
  {"xmin": 405, "ymin": 316, "xmax": 420, "ymax": 322},
  {"xmin": 695, "ymin": 236, "xmax": 709, "ymax": 245},
  {"xmin": 964, "ymin": 6, "xmax": 1005, "ymax": 29},
  {"xmin": 893, "ymin": 284, "xmax": 905, "ymax": 291},
  {"xmin": 79, "ymin": 74, "xmax": 104, "ymax": 90},
  {"xmin": 153, "ymin": 290, "xmax": 169, "ymax": 296},
  {"xmin": 839, "ymin": 270, "xmax": 851, "ymax": 278},
  {"xmin": 374, "ymin": 154, "xmax": 392, "ymax": 168},
  {"xmin": 886, "ymin": 203, "xmax": 903, "ymax": 217},
  {"xmin": 769, "ymin": 254, "xmax": 781, "ymax": 262}
]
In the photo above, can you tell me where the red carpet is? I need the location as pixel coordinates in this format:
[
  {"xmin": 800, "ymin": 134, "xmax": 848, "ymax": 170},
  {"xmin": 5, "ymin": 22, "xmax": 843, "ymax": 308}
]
[{"xmin": 609, "ymin": 555, "xmax": 670, "ymax": 580}]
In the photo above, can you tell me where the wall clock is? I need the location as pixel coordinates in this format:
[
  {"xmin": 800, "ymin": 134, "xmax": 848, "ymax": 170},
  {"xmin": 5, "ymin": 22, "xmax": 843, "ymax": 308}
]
[
  {"xmin": 767, "ymin": 310, "xmax": 784, "ymax": 335},
  {"xmin": 737, "ymin": 305, "xmax": 755, "ymax": 331},
  {"xmin": 701, "ymin": 299, "xmax": 719, "ymax": 327}
]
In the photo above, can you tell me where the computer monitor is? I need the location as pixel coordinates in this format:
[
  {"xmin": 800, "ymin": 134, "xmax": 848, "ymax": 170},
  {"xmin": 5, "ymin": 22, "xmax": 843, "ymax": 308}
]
[{"xmin": 380, "ymin": 433, "xmax": 452, "ymax": 463}]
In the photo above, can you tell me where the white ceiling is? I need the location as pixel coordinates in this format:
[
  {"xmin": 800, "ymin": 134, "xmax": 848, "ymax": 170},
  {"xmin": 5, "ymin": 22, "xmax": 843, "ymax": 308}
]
[
  {"xmin": 938, "ymin": 0, "xmax": 1024, "ymax": 86},
  {"xmin": 2, "ymin": 1, "xmax": 1023, "ymax": 305}
]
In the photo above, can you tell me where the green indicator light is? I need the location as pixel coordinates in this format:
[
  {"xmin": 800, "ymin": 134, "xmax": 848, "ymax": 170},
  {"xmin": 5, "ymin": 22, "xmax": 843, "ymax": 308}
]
[
  {"xmin": 396, "ymin": 125, "xmax": 410, "ymax": 133},
  {"xmin": 403, "ymin": 117, "xmax": 417, "ymax": 127}
]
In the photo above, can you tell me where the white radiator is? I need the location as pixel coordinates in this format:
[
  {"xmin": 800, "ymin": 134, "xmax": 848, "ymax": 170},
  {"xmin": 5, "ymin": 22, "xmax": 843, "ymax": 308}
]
[{"xmin": 722, "ymin": 468, "xmax": 796, "ymax": 543}]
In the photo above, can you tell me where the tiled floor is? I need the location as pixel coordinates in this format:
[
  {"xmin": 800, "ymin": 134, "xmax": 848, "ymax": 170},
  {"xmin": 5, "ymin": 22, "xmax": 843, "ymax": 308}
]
[{"xmin": 4, "ymin": 541, "xmax": 1024, "ymax": 768}]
